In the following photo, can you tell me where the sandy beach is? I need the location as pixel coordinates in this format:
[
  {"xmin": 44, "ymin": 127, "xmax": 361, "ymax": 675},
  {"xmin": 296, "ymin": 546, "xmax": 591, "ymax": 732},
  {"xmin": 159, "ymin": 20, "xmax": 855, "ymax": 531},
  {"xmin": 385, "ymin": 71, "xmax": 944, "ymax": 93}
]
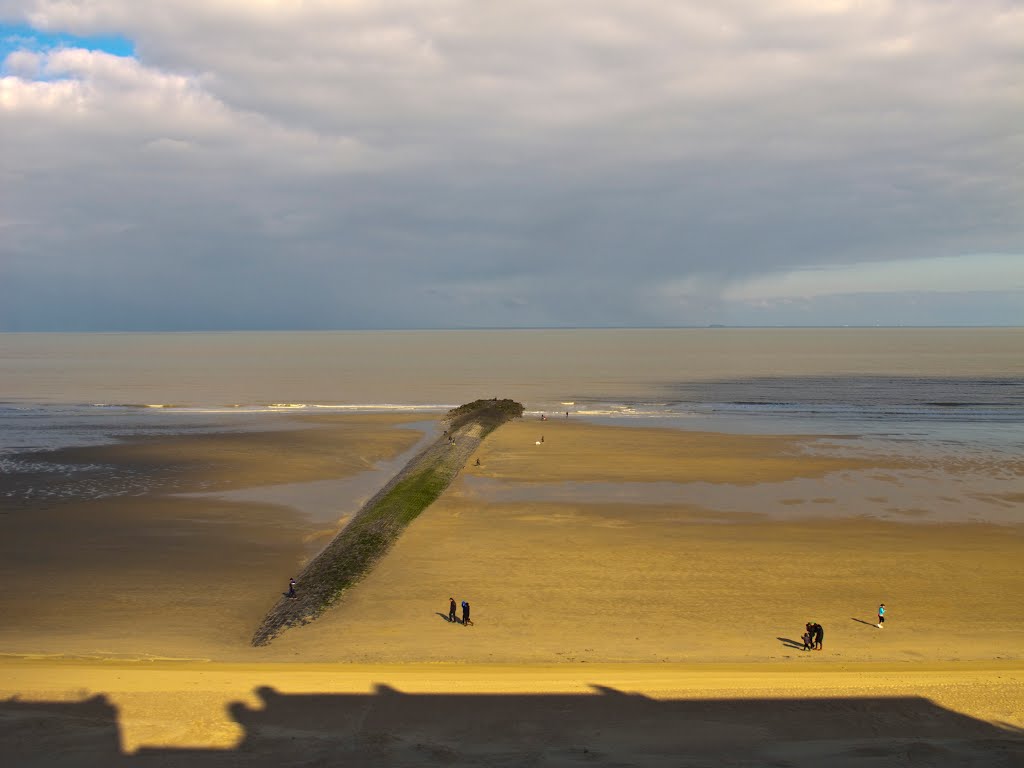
[
  {"xmin": 2, "ymin": 658, "xmax": 1021, "ymax": 765},
  {"xmin": 1, "ymin": 413, "xmax": 1021, "ymax": 763}
]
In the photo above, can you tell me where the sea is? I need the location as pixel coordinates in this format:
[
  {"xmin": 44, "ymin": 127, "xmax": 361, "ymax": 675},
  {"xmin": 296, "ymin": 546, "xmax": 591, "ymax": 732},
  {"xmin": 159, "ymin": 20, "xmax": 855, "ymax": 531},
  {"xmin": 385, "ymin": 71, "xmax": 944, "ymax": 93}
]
[{"xmin": 1, "ymin": 329, "xmax": 1022, "ymax": 521}]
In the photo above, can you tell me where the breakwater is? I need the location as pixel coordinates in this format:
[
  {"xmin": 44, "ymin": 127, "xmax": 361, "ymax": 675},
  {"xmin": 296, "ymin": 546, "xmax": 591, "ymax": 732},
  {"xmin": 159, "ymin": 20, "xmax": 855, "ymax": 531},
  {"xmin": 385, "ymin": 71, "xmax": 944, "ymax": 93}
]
[{"xmin": 251, "ymin": 399, "xmax": 523, "ymax": 646}]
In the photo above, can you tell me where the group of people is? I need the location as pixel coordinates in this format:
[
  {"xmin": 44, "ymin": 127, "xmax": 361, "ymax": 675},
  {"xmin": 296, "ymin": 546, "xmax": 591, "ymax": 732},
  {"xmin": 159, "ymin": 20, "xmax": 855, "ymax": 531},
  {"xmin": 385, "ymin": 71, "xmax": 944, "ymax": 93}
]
[
  {"xmin": 284, "ymin": 576, "xmax": 882, "ymax": 648},
  {"xmin": 800, "ymin": 604, "xmax": 888, "ymax": 652},
  {"xmin": 802, "ymin": 622, "xmax": 824, "ymax": 651},
  {"xmin": 448, "ymin": 596, "xmax": 473, "ymax": 626}
]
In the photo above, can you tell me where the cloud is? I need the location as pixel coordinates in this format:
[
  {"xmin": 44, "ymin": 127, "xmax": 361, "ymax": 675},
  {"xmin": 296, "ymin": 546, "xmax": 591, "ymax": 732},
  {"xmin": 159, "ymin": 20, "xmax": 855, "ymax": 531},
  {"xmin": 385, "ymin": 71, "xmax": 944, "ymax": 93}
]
[
  {"xmin": 0, "ymin": 1, "xmax": 1021, "ymax": 329},
  {"xmin": 723, "ymin": 254, "xmax": 1024, "ymax": 301}
]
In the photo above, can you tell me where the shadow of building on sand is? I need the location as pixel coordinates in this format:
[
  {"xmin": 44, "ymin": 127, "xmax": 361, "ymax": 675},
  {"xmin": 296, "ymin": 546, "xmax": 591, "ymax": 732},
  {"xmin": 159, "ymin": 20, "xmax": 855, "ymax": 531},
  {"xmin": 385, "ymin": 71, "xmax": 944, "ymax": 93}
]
[{"xmin": 2, "ymin": 685, "xmax": 1022, "ymax": 767}]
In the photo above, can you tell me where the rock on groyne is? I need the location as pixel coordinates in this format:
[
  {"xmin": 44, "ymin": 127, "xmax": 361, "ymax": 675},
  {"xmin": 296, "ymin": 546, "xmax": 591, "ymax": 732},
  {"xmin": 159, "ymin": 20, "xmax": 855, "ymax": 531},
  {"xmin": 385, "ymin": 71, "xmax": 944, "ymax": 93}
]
[{"xmin": 251, "ymin": 398, "xmax": 523, "ymax": 646}]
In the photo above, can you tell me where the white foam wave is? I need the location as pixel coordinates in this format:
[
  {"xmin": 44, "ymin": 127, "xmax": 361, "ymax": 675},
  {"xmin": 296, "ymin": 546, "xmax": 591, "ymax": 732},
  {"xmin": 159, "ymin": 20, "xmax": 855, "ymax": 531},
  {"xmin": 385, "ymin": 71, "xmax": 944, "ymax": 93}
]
[
  {"xmin": 90, "ymin": 403, "xmax": 182, "ymax": 409},
  {"xmin": 309, "ymin": 404, "xmax": 452, "ymax": 412},
  {"xmin": 572, "ymin": 407, "xmax": 698, "ymax": 418},
  {"xmin": 0, "ymin": 458, "xmax": 108, "ymax": 474},
  {"xmin": 81, "ymin": 402, "xmax": 452, "ymax": 414}
]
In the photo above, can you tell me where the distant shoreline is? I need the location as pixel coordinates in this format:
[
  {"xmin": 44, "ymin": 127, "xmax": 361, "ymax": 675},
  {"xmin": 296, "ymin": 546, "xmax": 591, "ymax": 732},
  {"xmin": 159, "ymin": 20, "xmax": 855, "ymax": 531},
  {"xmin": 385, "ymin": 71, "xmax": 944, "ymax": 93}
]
[{"xmin": 2, "ymin": 325, "xmax": 1023, "ymax": 333}]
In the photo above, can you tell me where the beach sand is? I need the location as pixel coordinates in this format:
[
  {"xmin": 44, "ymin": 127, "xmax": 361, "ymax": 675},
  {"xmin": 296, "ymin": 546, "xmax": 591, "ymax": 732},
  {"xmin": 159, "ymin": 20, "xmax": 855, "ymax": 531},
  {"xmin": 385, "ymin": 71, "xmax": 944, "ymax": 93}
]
[
  {"xmin": 264, "ymin": 419, "xmax": 1023, "ymax": 665},
  {"xmin": 2, "ymin": 659, "xmax": 1021, "ymax": 764},
  {"xmin": 1, "ymin": 414, "xmax": 1021, "ymax": 763},
  {"xmin": 0, "ymin": 414, "xmax": 427, "ymax": 660}
]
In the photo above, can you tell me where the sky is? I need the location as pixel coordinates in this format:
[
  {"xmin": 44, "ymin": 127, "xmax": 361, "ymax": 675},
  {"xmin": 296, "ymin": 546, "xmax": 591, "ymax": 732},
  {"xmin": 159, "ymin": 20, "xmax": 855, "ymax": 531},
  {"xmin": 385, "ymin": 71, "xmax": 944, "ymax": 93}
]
[{"xmin": 1, "ymin": 1, "xmax": 1021, "ymax": 330}]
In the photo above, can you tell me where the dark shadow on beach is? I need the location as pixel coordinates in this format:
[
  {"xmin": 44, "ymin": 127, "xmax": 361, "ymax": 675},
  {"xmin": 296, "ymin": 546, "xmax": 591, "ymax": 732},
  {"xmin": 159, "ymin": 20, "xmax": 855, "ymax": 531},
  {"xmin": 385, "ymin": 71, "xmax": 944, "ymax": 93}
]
[
  {"xmin": 852, "ymin": 618, "xmax": 879, "ymax": 627},
  {"xmin": 435, "ymin": 612, "xmax": 462, "ymax": 624},
  {"xmin": 3, "ymin": 685, "xmax": 1021, "ymax": 768},
  {"xmin": 777, "ymin": 637, "xmax": 806, "ymax": 650}
]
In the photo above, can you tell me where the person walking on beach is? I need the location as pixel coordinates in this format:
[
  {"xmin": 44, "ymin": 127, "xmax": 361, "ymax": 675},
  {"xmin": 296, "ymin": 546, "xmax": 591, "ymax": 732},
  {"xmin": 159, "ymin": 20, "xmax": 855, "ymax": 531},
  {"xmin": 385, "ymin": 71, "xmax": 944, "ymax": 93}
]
[
  {"xmin": 813, "ymin": 622, "xmax": 824, "ymax": 651},
  {"xmin": 802, "ymin": 623, "xmax": 814, "ymax": 651},
  {"xmin": 877, "ymin": 603, "xmax": 886, "ymax": 629},
  {"xmin": 449, "ymin": 597, "xmax": 458, "ymax": 623},
  {"xmin": 287, "ymin": 578, "xmax": 297, "ymax": 599},
  {"xmin": 461, "ymin": 600, "xmax": 473, "ymax": 626}
]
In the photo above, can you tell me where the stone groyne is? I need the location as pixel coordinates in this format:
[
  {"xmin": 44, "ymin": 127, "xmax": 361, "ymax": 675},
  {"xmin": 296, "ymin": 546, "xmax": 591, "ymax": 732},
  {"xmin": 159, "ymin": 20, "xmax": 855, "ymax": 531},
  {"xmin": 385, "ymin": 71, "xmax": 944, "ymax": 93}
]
[{"xmin": 251, "ymin": 399, "xmax": 523, "ymax": 646}]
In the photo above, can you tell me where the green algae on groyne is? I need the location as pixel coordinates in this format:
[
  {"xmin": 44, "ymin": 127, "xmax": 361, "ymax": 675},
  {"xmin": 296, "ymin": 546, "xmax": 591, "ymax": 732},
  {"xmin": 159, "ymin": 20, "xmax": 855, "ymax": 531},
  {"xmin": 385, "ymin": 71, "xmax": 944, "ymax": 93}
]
[{"xmin": 251, "ymin": 399, "xmax": 523, "ymax": 646}]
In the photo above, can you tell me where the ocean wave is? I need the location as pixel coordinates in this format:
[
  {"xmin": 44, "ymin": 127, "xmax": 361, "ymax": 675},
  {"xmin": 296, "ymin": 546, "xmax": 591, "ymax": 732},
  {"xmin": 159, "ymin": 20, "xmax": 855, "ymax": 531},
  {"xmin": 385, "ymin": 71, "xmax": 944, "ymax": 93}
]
[
  {"xmin": 0, "ymin": 457, "xmax": 108, "ymax": 475},
  {"xmin": 308, "ymin": 404, "xmax": 452, "ymax": 412},
  {"xmin": 80, "ymin": 402, "xmax": 453, "ymax": 414},
  {"xmin": 572, "ymin": 407, "xmax": 697, "ymax": 418},
  {"xmin": 91, "ymin": 403, "xmax": 184, "ymax": 409}
]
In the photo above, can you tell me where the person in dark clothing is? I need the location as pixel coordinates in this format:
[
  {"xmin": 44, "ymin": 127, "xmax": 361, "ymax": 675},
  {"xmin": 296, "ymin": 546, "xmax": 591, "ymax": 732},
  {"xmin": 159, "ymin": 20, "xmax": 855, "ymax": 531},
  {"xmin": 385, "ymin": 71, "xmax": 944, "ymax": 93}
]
[
  {"xmin": 813, "ymin": 623, "xmax": 824, "ymax": 651},
  {"xmin": 449, "ymin": 597, "xmax": 458, "ymax": 623},
  {"xmin": 461, "ymin": 600, "xmax": 473, "ymax": 626},
  {"xmin": 802, "ymin": 623, "xmax": 814, "ymax": 651},
  {"xmin": 287, "ymin": 578, "xmax": 297, "ymax": 599}
]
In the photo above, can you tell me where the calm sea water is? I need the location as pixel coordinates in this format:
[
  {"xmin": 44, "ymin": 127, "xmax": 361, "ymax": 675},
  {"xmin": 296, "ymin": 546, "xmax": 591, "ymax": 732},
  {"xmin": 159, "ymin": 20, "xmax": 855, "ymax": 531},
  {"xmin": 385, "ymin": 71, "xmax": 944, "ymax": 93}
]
[{"xmin": 1, "ymin": 329, "xmax": 1022, "ymax": 457}]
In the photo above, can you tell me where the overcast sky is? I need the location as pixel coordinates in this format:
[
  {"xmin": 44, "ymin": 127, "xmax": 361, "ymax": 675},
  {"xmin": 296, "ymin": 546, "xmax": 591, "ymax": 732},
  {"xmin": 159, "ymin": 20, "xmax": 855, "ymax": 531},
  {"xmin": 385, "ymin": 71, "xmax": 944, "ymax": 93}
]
[{"xmin": 1, "ymin": 1, "xmax": 1021, "ymax": 330}]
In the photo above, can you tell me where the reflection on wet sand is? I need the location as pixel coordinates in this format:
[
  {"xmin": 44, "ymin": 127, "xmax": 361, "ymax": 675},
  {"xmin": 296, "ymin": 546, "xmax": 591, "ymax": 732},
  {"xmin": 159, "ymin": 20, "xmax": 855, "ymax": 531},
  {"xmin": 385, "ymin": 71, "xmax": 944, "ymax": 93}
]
[{"xmin": 461, "ymin": 469, "xmax": 1024, "ymax": 524}]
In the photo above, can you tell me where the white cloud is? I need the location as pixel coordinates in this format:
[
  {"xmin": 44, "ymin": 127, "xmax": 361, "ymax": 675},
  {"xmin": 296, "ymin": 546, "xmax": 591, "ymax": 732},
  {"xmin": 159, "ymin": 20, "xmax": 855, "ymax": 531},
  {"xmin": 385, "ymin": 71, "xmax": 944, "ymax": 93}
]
[{"xmin": 1, "ymin": 49, "xmax": 41, "ymax": 77}]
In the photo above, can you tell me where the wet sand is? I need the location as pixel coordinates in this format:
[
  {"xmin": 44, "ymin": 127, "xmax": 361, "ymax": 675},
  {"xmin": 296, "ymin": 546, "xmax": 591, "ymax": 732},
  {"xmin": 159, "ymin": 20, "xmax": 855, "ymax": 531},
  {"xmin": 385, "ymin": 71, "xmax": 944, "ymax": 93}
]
[
  {"xmin": 1, "ymin": 414, "xmax": 1021, "ymax": 761},
  {"xmin": 0, "ymin": 414, "xmax": 427, "ymax": 659},
  {"xmin": 264, "ymin": 419, "xmax": 1022, "ymax": 663}
]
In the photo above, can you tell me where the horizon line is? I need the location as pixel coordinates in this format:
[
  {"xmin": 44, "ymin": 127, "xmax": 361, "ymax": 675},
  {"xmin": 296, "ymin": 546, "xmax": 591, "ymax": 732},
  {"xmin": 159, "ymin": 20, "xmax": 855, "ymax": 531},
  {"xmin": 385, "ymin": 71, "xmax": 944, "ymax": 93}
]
[{"xmin": 1, "ymin": 325, "xmax": 1022, "ymax": 334}]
